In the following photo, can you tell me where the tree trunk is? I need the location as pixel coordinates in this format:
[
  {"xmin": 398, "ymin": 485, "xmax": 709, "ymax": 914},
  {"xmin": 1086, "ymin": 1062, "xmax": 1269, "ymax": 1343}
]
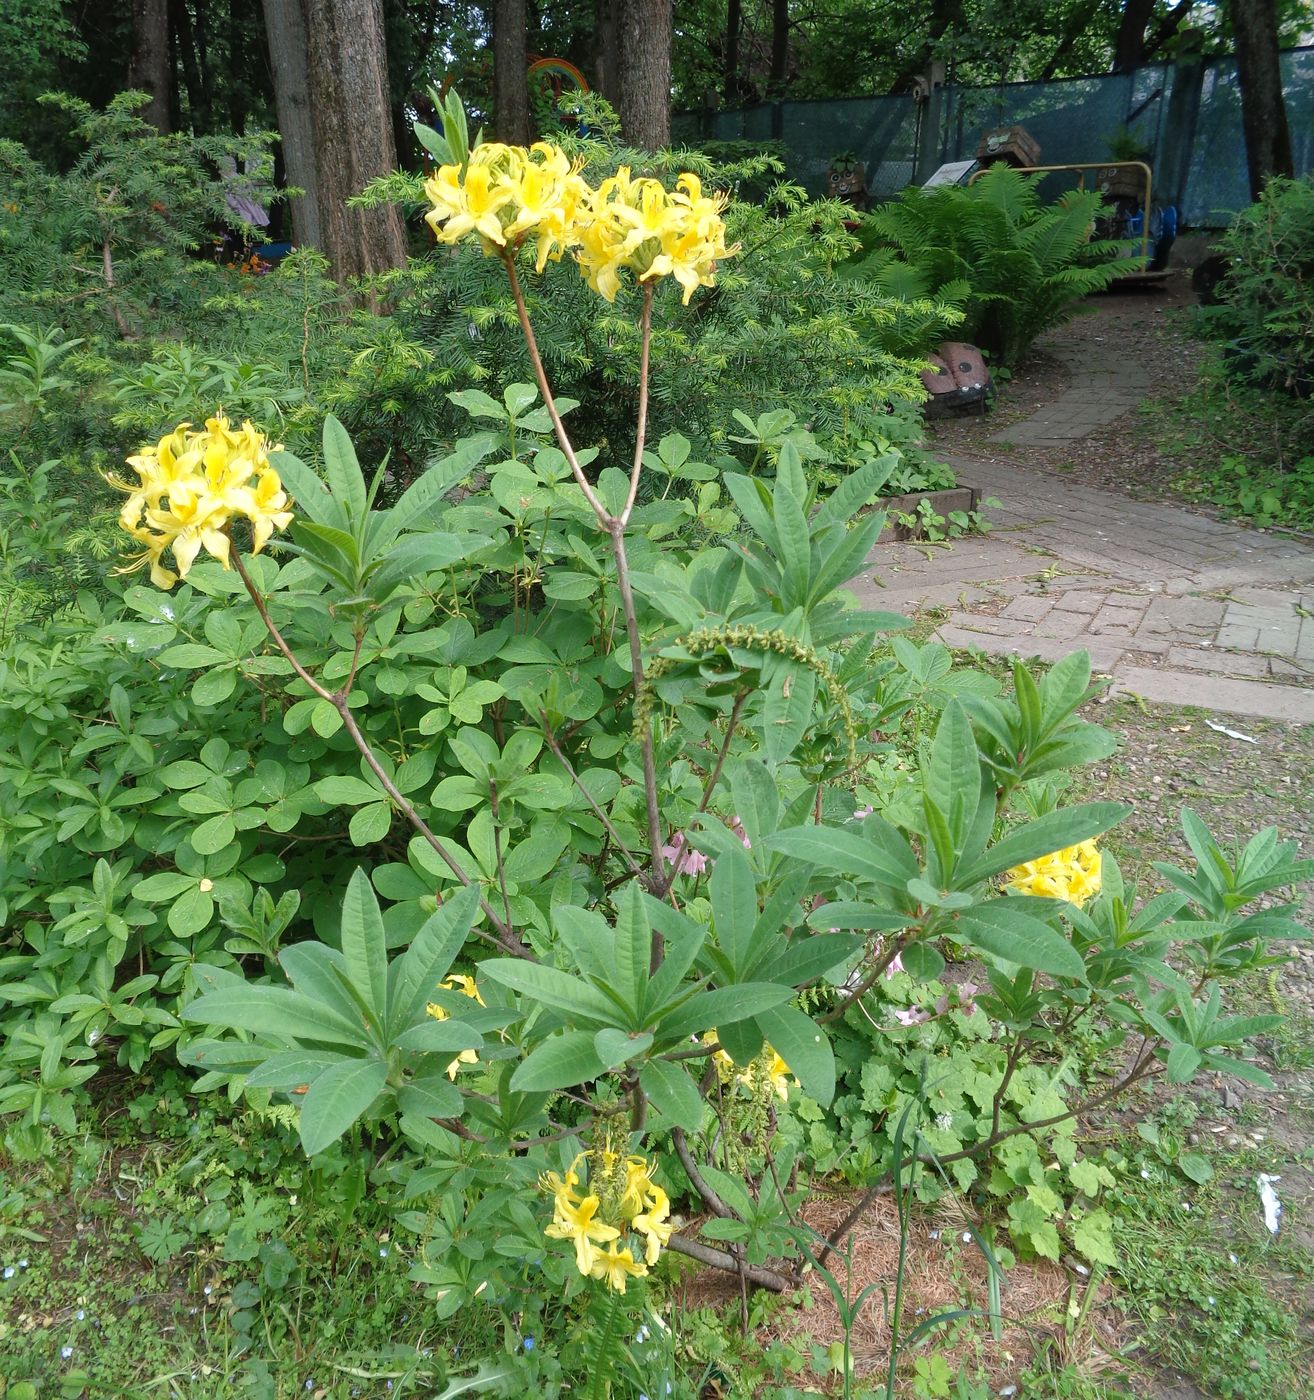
[
  {"xmin": 769, "ymin": 0, "xmax": 788, "ymax": 95},
  {"xmin": 724, "ymin": 0, "xmax": 741, "ymax": 102},
  {"xmin": 171, "ymin": 0, "xmax": 209, "ymax": 131},
  {"xmin": 1112, "ymin": 0, "xmax": 1155, "ymax": 72},
  {"xmin": 594, "ymin": 0, "xmax": 622, "ymax": 109},
  {"xmin": 493, "ymin": 0, "xmax": 533, "ymax": 143},
  {"xmin": 617, "ymin": 0, "xmax": 672, "ymax": 150},
  {"xmin": 129, "ymin": 0, "xmax": 171, "ymax": 133},
  {"xmin": 262, "ymin": 0, "xmax": 322, "ymax": 249},
  {"xmin": 1230, "ymin": 0, "xmax": 1294, "ymax": 200}
]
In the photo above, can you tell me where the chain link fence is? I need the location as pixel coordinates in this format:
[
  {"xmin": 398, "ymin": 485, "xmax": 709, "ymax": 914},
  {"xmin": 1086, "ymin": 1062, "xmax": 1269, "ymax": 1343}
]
[{"xmin": 674, "ymin": 46, "xmax": 1314, "ymax": 228}]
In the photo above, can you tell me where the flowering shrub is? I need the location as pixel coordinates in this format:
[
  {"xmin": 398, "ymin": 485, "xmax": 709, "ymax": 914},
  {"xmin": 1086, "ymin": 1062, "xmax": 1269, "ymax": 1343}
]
[{"xmin": 1, "ymin": 96, "xmax": 1308, "ymax": 1385}]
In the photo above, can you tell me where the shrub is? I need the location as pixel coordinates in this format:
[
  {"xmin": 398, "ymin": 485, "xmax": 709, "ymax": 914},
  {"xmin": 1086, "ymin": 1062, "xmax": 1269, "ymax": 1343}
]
[
  {"xmin": 1199, "ymin": 174, "xmax": 1314, "ymax": 405},
  {"xmin": 845, "ymin": 164, "xmax": 1141, "ymax": 366}
]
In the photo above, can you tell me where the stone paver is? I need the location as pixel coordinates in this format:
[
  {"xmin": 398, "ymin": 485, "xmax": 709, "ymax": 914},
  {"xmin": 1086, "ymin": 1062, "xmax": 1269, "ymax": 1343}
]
[{"xmin": 850, "ymin": 393, "xmax": 1314, "ymax": 722}]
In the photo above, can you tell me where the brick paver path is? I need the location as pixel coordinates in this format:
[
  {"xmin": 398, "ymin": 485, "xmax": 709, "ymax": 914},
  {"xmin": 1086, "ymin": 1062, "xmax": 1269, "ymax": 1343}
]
[{"xmin": 848, "ymin": 353, "xmax": 1314, "ymax": 722}]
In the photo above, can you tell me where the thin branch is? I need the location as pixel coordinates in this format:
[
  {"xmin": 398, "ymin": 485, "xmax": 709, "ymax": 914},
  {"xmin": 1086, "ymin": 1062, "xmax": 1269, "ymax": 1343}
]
[
  {"xmin": 488, "ymin": 780, "xmax": 514, "ymax": 934},
  {"xmin": 540, "ymin": 712, "xmax": 645, "ymax": 880},
  {"xmin": 501, "ymin": 251, "xmax": 608, "ymax": 524},
  {"xmin": 818, "ymin": 927, "xmax": 919, "ymax": 1026},
  {"xmin": 620, "ymin": 281, "xmax": 655, "ymax": 526},
  {"xmin": 665, "ymin": 1233, "xmax": 796, "ymax": 1293},
  {"xmin": 231, "ymin": 551, "xmax": 529, "ymax": 957},
  {"xmin": 697, "ymin": 690, "xmax": 749, "ymax": 814},
  {"xmin": 672, "ymin": 1127, "xmax": 738, "ymax": 1220}
]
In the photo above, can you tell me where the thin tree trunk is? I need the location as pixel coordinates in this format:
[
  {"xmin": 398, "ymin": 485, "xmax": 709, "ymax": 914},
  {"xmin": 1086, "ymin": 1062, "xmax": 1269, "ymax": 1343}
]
[
  {"xmin": 724, "ymin": 0, "xmax": 741, "ymax": 102},
  {"xmin": 262, "ymin": 0, "xmax": 322, "ymax": 249},
  {"xmin": 129, "ymin": 0, "xmax": 172, "ymax": 133},
  {"xmin": 1230, "ymin": 0, "xmax": 1294, "ymax": 200},
  {"xmin": 594, "ymin": 0, "xmax": 622, "ymax": 109},
  {"xmin": 493, "ymin": 0, "xmax": 533, "ymax": 144},
  {"xmin": 299, "ymin": 0, "xmax": 409, "ymax": 289},
  {"xmin": 1112, "ymin": 0, "xmax": 1155, "ymax": 72},
  {"xmin": 170, "ymin": 0, "xmax": 208, "ymax": 130},
  {"xmin": 769, "ymin": 0, "xmax": 788, "ymax": 95},
  {"xmin": 617, "ymin": 0, "xmax": 672, "ymax": 150}
]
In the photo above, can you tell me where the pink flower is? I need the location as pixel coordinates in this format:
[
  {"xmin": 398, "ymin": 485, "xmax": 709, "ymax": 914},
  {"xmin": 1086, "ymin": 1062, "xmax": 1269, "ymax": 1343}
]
[
  {"xmin": 729, "ymin": 815, "xmax": 751, "ymax": 849},
  {"xmin": 851, "ymin": 805, "xmax": 874, "ymax": 821},
  {"xmin": 660, "ymin": 831, "xmax": 707, "ymax": 877},
  {"xmin": 885, "ymin": 951, "xmax": 904, "ymax": 978},
  {"xmin": 893, "ymin": 1007, "xmax": 929, "ymax": 1027}
]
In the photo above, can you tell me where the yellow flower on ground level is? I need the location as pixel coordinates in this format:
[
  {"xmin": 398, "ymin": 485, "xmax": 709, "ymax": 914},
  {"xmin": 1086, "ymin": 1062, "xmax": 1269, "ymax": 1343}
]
[
  {"xmin": 1004, "ymin": 839, "xmax": 1102, "ymax": 908},
  {"xmin": 544, "ymin": 1191, "xmax": 621, "ymax": 1275},
  {"xmin": 589, "ymin": 1242, "xmax": 648, "ymax": 1293},
  {"xmin": 110, "ymin": 414, "xmax": 292, "ymax": 590}
]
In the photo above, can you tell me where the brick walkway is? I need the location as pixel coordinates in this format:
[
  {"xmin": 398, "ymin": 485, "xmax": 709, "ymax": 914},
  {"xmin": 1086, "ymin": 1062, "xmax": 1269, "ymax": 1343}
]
[{"xmin": 850, "ymin": 376, "xmax": 1314, "ymax": 723}]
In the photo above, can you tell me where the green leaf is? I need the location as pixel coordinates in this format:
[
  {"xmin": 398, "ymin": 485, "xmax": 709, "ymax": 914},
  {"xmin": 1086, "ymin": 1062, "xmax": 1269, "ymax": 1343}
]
[
  {"xmin": 298, "ymin": 1058, "xmax": 389, "ymax": 1155},
  {"xmin": 955, "ymin": 903, "xmax": 1086, "ymax": 979},
  {"xmin": 762, "ymin": 655, "xmax": 816, "ymax": 766},
  {"xmin": 510, "ymin": 1031, "xmax": 607, "ymax": 1092},
  {"xmin": 480, "ymin": 960, "xmax": 628, "ymax": 1026},
  {"xmin": 349, "ymin": 802, "xmax": 393, "ymax": 846},
  {"xmin": 339, "ymin": 867, "xmax": 389, "ymax": 1026},
  {"xmin": 592, "ymin": 1028, "xmax": 654, "ymax": 1069},
  {"xmin": 959, "ymin": 803, "xmax": 1130, "ymax": 885},
  {"xmin": 658, "ymin": 983, "xmax": 793, "ymax": 1042},
  {"xmin": 612, "ymin": 883, "xmax": 652, "ymax": 1019},
  {"xmin": 397, "ymin": 1074, "xmax": 463, "ymax": 1119},
  {"xmin": 184, "ymin": 985, "xmax": 368, "ymax": 1048},
  {"xmin": 244, "ymin": 1051, "xmax": 344, "ymax": 1090},
  {"xmin": 190, "ymin": 813, "xmax": 236, "ymax": 856},
  {"xmin": 1178, "ymin": 1151, "xmax": 1214, "ymax": 1185},
  {"xmin": 709, "ymin": 844, "xmax": 758, "ymax": 980},
  {"xmin": 639, "ymin": 1060, "xmax": 706, "ymax": 1132},
  {"xmin": 754, "ymin": 1005, "xmax": 834, "ymax": 1106},
  {"xmin": 314, "ymin": 775, "xmax": 384, "ymax": 806},
  {"xmin": 321, "ymin": 414, "xmax": 367, "ymax": 528},
  {"xmin": 388, "ymin": 884, "xmax": 482, "ymax": 1034}
]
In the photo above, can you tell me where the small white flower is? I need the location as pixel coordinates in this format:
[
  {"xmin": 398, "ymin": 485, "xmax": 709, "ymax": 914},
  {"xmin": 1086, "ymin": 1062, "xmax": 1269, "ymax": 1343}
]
[
  {"xmin": 76, "ymin": 1308, "xmax": 85, "ymax": 1320},
  {"xmin": 1140, "ymin": 1168, "xmax": 1151, "ymax": 1179},
  {"xmin": 203, "ymin": 1285, "xmax": 212, "ymax": 1296},
  {"xmin": 1182, "ymin": 1202, "xmax": 1191, "ymax": 1212},
  {"xmin": 2, "ymin": 1267, "xmax": 13, "ymax": 1279},
  {"xmin": 935, "ymin": 1112, "xmax": 953, "ymax": 1132},
  {"xmin": 1206, "ymin": 1296, "xmax": 1216, "ymax": 1307},
  {"xmin": 379, "ymin": 1247, "xmax": 388, "ymax": 1258},
  {"xmin": 62, "ymin": 1346, "xmax": 74, "ymax": 1359},
  {"xmin": 18, "ymin": 1259, "xmax": 27, "ymax": 1268},
  {"xmin": 961, "ymin": 1231, "xmax": 972, "ymax": 1242}
]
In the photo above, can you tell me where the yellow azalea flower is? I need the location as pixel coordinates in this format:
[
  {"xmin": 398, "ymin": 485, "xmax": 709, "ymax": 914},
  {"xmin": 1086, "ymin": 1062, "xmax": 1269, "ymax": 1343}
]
[
  {"xmin": 424, "ymin": 981, "xmax": 483, "ymax": 1079},
  {"xmin": 701, "ymin": 1030, "xmax": 736, "ymax": 1081},
  {"xmin": 732, "ymin": 1045, "xmax": 795, "ymax": 1100},
  {"xmin": 589, "ymin": 1242, "xmax": 648, "ymax": 1293},
  {"xmin": 1004, "ymin": 839, "xmax": 1102, "ymax": 908},
  {"xmin": 544, "ymin": 1191, "xmax": 621, "ymax": 1275},
  {"xmin": 631, "ymin": 1184, "xmax": 673, "ymax": 1266},
  {"xmin": 616, "ymin": 1156, "xmax": 653, "ymax": 1220},
  {"xmin": 111, "ymin": 415, "xmax": 291, "ymax": 589}
]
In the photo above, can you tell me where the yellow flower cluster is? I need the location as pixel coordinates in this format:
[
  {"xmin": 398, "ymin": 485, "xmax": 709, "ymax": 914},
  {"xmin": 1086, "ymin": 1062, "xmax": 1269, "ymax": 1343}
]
[
  {"xmin": 110, "ymin": 415, "xmax": 292, "ymax": 590},
  {"xmin": 1004, "ymin": 839, "xmax": 1102, "ymax": 908},
  {"xmin": 425, "ymin": 973, "xmax": 486, "ymax": 1080},
  {"xmin": 542, "ymin": 1152, "xmax": 672, "ymax": 1292},
  {"xmin": 703, "ymin": 1032, "xmax": 795, "ymax": 1101},
  {"xmin": 423, "ymin": 142, "xmax": 735, "ymax": 305}
]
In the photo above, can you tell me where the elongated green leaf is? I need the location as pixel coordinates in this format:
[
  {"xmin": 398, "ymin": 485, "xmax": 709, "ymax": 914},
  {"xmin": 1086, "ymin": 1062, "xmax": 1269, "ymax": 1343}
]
[
  {"xmin": 658, "ymin": 983, "xmax": 792, "ymax": 1043},
  {"xmin": 243, "ymin": 1051, "xmax": 344, "ymax": 1090},
  {"xmin": 755, "ymin": 1004, "xmax": 834, "ymax": 1106},
  {"xmin": 272, "ymin": 451, "xmax": 340, "ymax": 528},
  {"xmin": 393, "ymin": 1020, "xmax": 482, "ymax": 1053},
  {"xmin": 321, "ymin": 413, "xmax": 367, "ymax": 530},
  {"xmin": 813, "ymin": 452, "xmax": 897, "ymax": 529},
  {"xmin": 709, "ymin": 844, "xmax": 758, "ymax": 980},
  {"xmin": 955, "ymin": 904, "xmax": 1086, "ymax": 979},
  {"xmin": 762, "ymin": 655, "xmax": 816, "ymax": 766},
  {"xmin": 768, "ymin": 823, "xmax": 918, "ymax": 890},
  {"xmin": 593, "ymin": 1027, "xmax": 653, "ymax": 1068},
  {"xmin": 314, "ymin": 775, "xmax": 384, "ymax": 806},
  {"xmin": 510, "ymin": 1031, "xmax": 607, "ymax": 1091},
  {"xmin": 959, "ymin": 802, "xmax": 1129, "ymax": 885},
  {"xmin": 298, "ymin": 1057, "xmax": 388, "ymax": 1154},
  {"xmin": 639, "ymin": 1059, "xmax": 706, "ymax": 1132},
  {"xmin": 925, "ymin": 701, "xmax": 981, "ymax": 848},
  {"xmin": 613, "ymin": 883, "xmax": 652, "ymax": 1020},
  {"xmin": 388, "ymin": 885, "xmax": 482, "ymax": 1035},
  {"xmin": 480, "ymin": 960, "xmax": 630, "ymax": 1026},
  {"xmin": 183, "ymin": 985, "xmax": 367, "ymax": 1047},
  {"xmin": 340, "ymin": 867, "xmax": 388, "ymax": 1023}
]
